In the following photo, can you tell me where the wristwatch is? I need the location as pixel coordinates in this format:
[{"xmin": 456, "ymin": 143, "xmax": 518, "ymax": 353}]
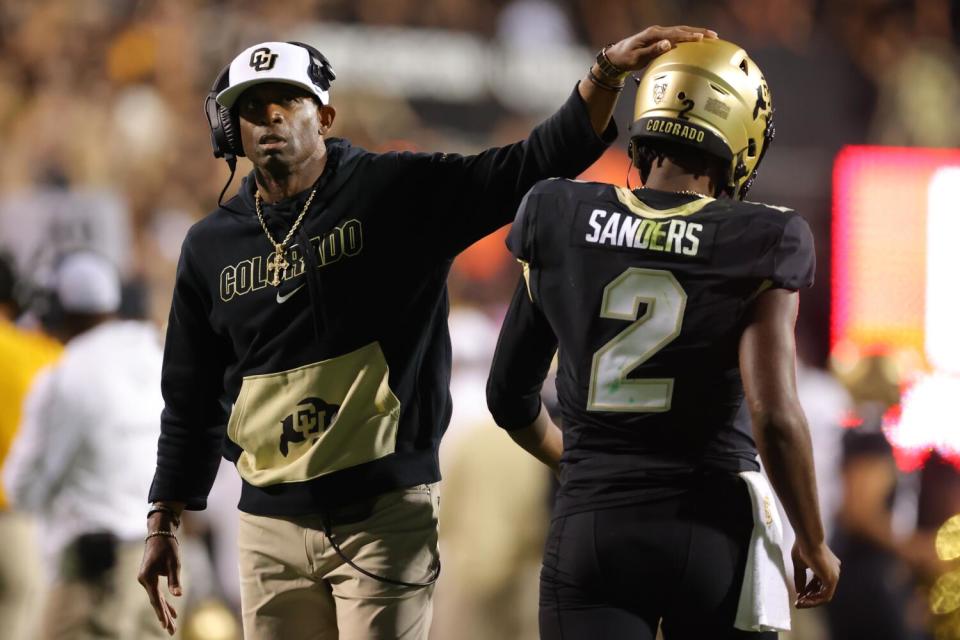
[{"xmin": 595, "ymin": 45, "xmax": 629, "ymax": 82}]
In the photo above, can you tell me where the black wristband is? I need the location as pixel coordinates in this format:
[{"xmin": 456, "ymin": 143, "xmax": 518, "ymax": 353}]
[{"xmin": 588, "ymin": 68, "xmax": 624, "ymax": 92}]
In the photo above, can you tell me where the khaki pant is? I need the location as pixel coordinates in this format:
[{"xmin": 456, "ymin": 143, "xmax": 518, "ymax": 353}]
[
  {"xmin": 0, "ymin": 512, "xmax": 43, "ymax": 640},
  {"xmin": 42, "ymin": 541, "xmax": 173, "ymax": 640},
  {"xmin": 239, "ymin": 483, "xmax": 440, "ymax": 640}
]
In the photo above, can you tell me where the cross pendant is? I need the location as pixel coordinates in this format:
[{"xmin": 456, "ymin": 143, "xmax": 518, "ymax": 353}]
[{"xmin": 271, "ymin": 247, "xmax": 288, "ymax": 287}]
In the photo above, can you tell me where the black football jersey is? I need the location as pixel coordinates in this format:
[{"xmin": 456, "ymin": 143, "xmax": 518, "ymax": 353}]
[{"xmin": 487, "ymin": 179, "xmax": 815, "ymax": 517}]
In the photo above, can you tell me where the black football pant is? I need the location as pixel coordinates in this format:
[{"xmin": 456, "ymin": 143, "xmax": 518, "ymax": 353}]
[{"xmin": 539, "ymin": 473, "xmax": 778, "ymax": 640}]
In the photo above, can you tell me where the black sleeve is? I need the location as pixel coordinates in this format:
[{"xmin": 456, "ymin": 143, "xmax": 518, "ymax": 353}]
[
  {"xmin": 406, "ymin": 86, "xmax": 615, "ymax": 256},
  {"xmin": 148, "ymin": 235, "xmax": 230, "ymax": 510},
  {"xmin": 769, "ymin": 215, "xmax": 816, "ymax": 290},
  {"xmin": 486, "ymin": 279, "xmax": 558, "ymax": 431}
]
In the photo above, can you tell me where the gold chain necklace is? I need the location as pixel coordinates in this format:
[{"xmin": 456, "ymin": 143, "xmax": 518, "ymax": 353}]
[
  {"xmin": 676, "ymin": 189, "xmax": 711, "ymax": 199},
  {"xmin": 255, "ymin": 187, "xmax": 318, "ymax": 287},
  {"xmin": 639, "ymin": 187, "xmax": 711, "ymax": 199}
]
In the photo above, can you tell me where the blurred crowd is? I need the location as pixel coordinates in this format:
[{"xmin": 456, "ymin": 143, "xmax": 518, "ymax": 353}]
[{"xmin": 1, "ymin": 0, "xmax": 959, "ymax": 638}]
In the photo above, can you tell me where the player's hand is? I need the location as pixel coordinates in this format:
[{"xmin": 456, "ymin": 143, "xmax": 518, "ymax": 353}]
[
  {"xmin": 792, "ymin": 541, "xmax": 840, "ymax": 608},
  {"xmin": 605, "ymin": 26, "xmax": 718, "ymax": 71},
  {"xmin": 138, "ymin": 525, "xmax": 183, "ymax": 636}
]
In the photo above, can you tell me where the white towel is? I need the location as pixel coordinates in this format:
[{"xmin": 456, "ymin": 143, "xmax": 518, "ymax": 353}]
[{"xmin": 734, "ymin": 471, "xmax": 792, "ymax": 633}]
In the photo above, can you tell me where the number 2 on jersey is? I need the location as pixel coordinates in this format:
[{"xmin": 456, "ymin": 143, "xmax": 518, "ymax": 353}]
[{"xmin": 587, "ymin": 268, "xmax": 687, "ymax": 413}]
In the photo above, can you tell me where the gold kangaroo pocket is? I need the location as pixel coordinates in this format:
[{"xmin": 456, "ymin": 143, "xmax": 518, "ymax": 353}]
[{"xmin": 227, "ymin": 342, "xmax": 401, "ymax": 486}]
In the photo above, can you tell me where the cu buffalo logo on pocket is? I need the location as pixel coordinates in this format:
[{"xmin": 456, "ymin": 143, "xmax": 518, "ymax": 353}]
[{"xmin": 279, "ymin": 397, "xmax": 340, "ymax": 457}]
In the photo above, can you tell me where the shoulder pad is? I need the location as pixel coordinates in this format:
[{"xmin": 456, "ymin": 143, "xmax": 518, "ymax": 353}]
[{"xmin": 741, "ymin": 199, "xmax": 794, "ymax": 214}]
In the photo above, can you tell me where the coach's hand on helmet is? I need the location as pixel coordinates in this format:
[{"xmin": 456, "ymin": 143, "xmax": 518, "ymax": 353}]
[
  {"xmin": 792, "ymin": 541, "xmax": 841, "ymax": 609},
  {"xmin": 606, "ymin": 26, "xmax": 718, "ymax": 71},
  {"xmin": 138, "ymin": 506, "xmax": 185, "ymax": 636}
]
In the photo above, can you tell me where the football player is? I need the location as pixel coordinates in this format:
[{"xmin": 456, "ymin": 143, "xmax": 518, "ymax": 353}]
[{"xmin": 486, "ymin": 38, "xmax": 840, "ymax": 639}]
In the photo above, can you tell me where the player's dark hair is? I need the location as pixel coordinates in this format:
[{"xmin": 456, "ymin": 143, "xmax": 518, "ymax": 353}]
[{"xmin": 632, "ymin": 140, "xmax": 728, "ymax": 197}]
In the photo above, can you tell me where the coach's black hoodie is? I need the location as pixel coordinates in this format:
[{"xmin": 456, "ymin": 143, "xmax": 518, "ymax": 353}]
[{"xmin": 149, "ymin": 87, "xmax": 614, "ymax": 516}]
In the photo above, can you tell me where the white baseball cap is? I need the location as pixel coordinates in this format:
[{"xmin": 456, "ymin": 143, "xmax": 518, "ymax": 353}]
[
  {"xmin": 55, "ymin": 251, "xmax": 121, "ymax": 315},
  {"xmin": 216, "ymin": 41, "xmax": 331, "ymax": 109}
]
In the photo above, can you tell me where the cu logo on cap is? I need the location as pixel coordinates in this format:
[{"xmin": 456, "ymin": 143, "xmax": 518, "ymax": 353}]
[{"xmin": 249, "ymin": 47, "xmax": 278, "ymax": 72}]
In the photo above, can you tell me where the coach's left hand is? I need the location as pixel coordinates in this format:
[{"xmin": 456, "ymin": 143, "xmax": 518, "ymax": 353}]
[{"xmin": 138, "ymin": 509, "xmax": 184, "ymax": 636}]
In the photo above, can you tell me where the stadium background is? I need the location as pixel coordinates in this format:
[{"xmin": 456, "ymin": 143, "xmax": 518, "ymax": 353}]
[{"xmin": 1, "ymin": 0, "xmax": 959, "ymax": 638}]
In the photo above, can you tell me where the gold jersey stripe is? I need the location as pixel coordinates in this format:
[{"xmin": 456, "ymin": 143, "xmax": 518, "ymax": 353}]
[{"xmin": 518, "ymin": 259, "xmax": 533, "ymax": 301}]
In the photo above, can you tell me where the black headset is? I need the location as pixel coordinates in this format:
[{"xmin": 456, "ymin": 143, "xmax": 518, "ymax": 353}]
[{"xmin": 204, "ymin": 41, "xmax": 336, "ymax": 166}]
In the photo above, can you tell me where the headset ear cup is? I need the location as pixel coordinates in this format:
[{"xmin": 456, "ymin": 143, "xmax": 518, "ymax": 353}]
[
  {"xmin": 218, "ymin": 105, "xmax": 243, "ymax": 157},
  {"xmin": 206, "ymin": 65, "xmax": 244, "ymax": 159}
]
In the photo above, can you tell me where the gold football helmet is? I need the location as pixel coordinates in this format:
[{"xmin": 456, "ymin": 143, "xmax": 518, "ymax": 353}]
[{"xmin": 630, "ymin": 38, "xmax": 774, "ymax": 199}]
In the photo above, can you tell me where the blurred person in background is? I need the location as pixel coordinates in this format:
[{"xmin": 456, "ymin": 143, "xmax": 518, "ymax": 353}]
[
  {"xmin": 0, "ymin": 252, "xmax": 61, "ymax": 640},
  {"xmin": 824, "ymin": 355, "xmax": 937, "ymax": 640},
  {"xmin": 826, "ymin": 423, "xmax": 923, "ymax": 640},
  {"xmin": 487, "ymin": 37, "xmax": 839, "ymax": 639},
  {"xmin": 847, "ymin": 2, "xmax": 960, "ymax": 148},
  {"xmin": 138, "ymin": 27, "xmax": 713, "ymax": 640},
  {"xmin": 3, "ymin": 250, "xmax": 170, "ymax": 639}
]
